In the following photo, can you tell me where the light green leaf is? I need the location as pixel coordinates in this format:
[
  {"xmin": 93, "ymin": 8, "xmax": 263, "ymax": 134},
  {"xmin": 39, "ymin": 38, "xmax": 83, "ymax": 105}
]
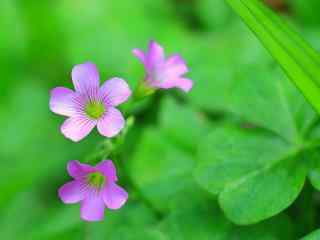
[
  {"xmin": 159, "ymin": 202, "xmax": 295, "ymax": 239},
  {"xmin": 307, "ymin": 150, "xmax": 320, "ymax": 191},
  {"xmin": 225, "ymin": 0, "xmax": 320, "ymax": 114},
  {"xmin": 128, "ymin": 127, "xmax": 197, "ymax": 212},
  {"xmin": 301, "ymin": 229, "xmax": 320, "ymax": 240},
  {"xmin": 195, "ymin": 126, "xmax": 307, "ymax": 224},
  {"xmin": 195, "ymin": 126, "xmax": 291, "ymax": 194},
  {"xmin": 188, "ymin": 21, "xmax": 271, "ymax": 111},
  {"xmin": 128, "ymin": 97, "xmax": 208, "ymax": 212},
  {"xmin": 227, "ymin": 66, "xmax": 317, "ymax": 143},
  {"xmin": 159, "ymin": 97, "xmax": 209, "ymax": 153},
  {"xmin": 219, "ymin": 155, "xmax": 306, "ymax": 225}
]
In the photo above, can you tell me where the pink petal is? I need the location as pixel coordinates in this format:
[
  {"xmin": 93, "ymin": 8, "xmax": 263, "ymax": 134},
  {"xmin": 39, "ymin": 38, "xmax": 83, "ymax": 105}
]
[
  {"xmin": 97, "ymin": 107, "xmax": 124, "ymax": 138},
  {"xmin": 174, "ymin": 77, "xmax": 193, "ymax": 92},
  {"xmin": 96, "ymin": 160, "xmax": 118, "ymax": 182},
  {"xmin": 166, "ymin": 54, "xmax": 186, "ymax": 66},
  {"xmin": 61, "ymin": 116, "xmax": 96, "ymax": 142},
  {"xmin": 72, "ymin": 62, "xmax": 100, "ymax": 93},
  {"xmin": 103, "ymin": 183, "xmax": 128, "ymax": 210},
  {"xmin": 132, "ymin": 48, "xmax": 146, "ymax": 64},
  {"xmin": 58, "ymin": 180, "xmax": 84, "ymax": 204},
  {"xmin": 147, "ymin": 40, "xmax": 165, "ymax": 65},
  {"xmin": 80, "ymin": 195, "xmax": 105, "ymax": 221},
  {"xmin": 100, "ymin": 78, "xmax": 132, "ymax": 106},
  {"xmin": 67, "ymin": 160, "xmax": 95, "ymax": 179},
  {"xmin": 165, "ymin": 55, "xmax": 189, "ymax": 76},
  {"xmin": 49, "ymin": 87, "xmax": 76, "ymax": 117}
]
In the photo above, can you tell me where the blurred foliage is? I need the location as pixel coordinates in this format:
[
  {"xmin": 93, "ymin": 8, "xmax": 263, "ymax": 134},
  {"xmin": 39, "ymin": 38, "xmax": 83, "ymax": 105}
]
[{"xmin": 1, "ymin": 0, "xmax": 320, "ymax": 239}]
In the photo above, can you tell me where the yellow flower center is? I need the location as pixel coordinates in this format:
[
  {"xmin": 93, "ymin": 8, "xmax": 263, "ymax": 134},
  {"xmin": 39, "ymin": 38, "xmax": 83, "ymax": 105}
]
[
  {"xmin": 85, "ymin": 101, "xmax": 105, "ymax": 119},
  {"xmin": 87, "ymin": 172, "xmax": 106, "ymax": 189}
]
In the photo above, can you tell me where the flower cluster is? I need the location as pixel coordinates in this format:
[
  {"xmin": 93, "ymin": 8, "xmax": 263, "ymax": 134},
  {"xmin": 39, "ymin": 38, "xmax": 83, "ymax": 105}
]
[{"xmin": 50, "ymin": 40, "xmax": 193, "ymax": 221}]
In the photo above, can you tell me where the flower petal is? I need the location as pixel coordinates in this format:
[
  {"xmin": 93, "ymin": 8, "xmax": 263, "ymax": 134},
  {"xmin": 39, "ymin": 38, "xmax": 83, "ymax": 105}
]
[
  {"xmin": 174, "ymin": 77, "xmax": 193, "ymax": 92},
  {"xmin": 165, "ymin": 54, "xmax": 189, "ymax": 76},
  {"xmin": 147, "ymin": 40, "xmax": 164, "ymax": 67},
  {"xmin": 132, "ymin": 48, "xmax": 146, "ymax": 64},
  {"xmin": 100, "ymin": 78, "xmax": 132, "ymax": 106},
  {"xmin": 61, "ymin": 116, "xmax": 96, "ymax": 142},
  {"xmin": 97, "ymin": 107, "xmax": 124, "ymax": 138},
  {"xmin": 72, "ymin": 62, "xmax": 100, "ymax": 93},
  {"xmin": 96, "ymin": 160, "xmax": 118, "ymax": 182},
  {"xmin": 49, "ymin": 87, "xmax": 76, "ymax": 116},
  {"xmin": 67, "ymin": 160, "xmax": 95, "ymax": 179},
  {"xmin": 150, "ymin": 77, "xmax": 193, "ymax": 92},
  {"xmin": 80, "ymin": 195, "xmax": 105, "ymax": 221},
  {"xmin": 166, "ymin": 54, "xmax": 185, "ymax": 66},
  {"xmin": 103, "ymin": 183, "xmax": 128, "ymax": 210},
  {"xmin": 58, "ymin": 180, "xmax": 84, "ymax": 204}
]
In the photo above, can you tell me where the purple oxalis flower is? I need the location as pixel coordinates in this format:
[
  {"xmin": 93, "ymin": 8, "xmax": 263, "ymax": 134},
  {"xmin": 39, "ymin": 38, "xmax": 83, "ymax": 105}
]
[
  {"xmin": 59, "ymin": 160, "xmax": 128, "ymax": 222},
  {"xmin": 133, "ymin": 40, "xmax": 193, "ymax": 92},
  {"xmin": 50, "ymin": 62, "xmax": 131, "ymax": 142}
]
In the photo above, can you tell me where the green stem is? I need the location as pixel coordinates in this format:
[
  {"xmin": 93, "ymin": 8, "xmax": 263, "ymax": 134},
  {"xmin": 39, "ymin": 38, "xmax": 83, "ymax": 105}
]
[{"xmin": 132, "ymin": 79, "xmax": 156, "ymax": 101}]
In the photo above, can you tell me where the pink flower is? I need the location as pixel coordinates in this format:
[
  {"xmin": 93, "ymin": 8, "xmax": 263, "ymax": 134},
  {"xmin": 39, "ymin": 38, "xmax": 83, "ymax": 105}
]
[
  {"xmin": 58, "ymin": 160, "xmax": 128, "ymax": 222},
  {"xmin": 133, "ymin": 40, "xmax": 193, "ymax": 92},
  {"xmin": 50, "ymin": 62, "xmax": 131, "ymax": 142}
]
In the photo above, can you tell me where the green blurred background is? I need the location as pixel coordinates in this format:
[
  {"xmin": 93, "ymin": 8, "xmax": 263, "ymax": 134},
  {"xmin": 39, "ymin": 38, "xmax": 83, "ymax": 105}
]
[{"xmin": 1, "ymin": 0, "xmax": 320, "ymax": 239}]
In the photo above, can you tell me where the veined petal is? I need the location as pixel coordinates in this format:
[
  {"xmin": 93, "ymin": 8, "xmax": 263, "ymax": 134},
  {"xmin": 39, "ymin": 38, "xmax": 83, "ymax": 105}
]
[
  {"xmin": 58, "ymin": 180, "xmax": 84, "ymax": 204},
  {"xmin": 96, "ymin": 160, "xmax": 118, "ymax": 182},
  {"xmin": 50, "ymin": 87, "xmax": 76, "ymax": 117},
  {"xmin": 100, "ymin": 78, "xmax": 131, "ymax": 106},
  {"xmin": 72, "ymin": 62, "xmax": 100, "ymax": 93},
  {"xmin": 97, "ymin": 107, "xmax": 124, "ymax": 138},
  {"xmin": 61, "ymin": 116, "xmax": 96, "ymax": 142},
  {"xmin": 67, "ymin": 160, "xmax": 95, "ymax": 179},
  {"xmin": 103, "ymin": 183, "xmax": 128, "ymax": 210},
  {"xmin": 80, "ymin": 195, "xmax": 105, "ymax": 221}
]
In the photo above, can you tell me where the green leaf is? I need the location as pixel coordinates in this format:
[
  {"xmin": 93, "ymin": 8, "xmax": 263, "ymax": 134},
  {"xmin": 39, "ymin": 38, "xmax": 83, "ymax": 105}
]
[
  {"xmin": 128, "ymin": 97, "xmax": 208, "ymax": 211},
  {"xmin": 195, "ymin": 126, "xmax": 291, "ymax": 194},
  {"xmin": 128, "ymin": 127, "xmax": 197, "ymax": 212},
  {"xmin": 307, "ymin": 150, "xmax": 320, "ymax": 191},
  {"xmin": 194, "ymin": 56, "xmax": 320, "ymax": 224},
  {"xmin": 187, "ymin": 21, "xmax": 271, "ymax": 111},
  {"xmin": 225, "ymin": 0, "xmax": 320, "ymax": 114},
  {"xmin": 227, "ymin": 66, "xmax": 317, "ymax": 143},
  {"xmin": 301, "ymin": 229, "xmax": 320, "ymax": 240},
  {"xmin": 160, "ymin": 201, "xmax": 295, "ymax": 239},
  {"xmin": 219, "ymin": 155, "xmax": 306, "ymax": 225},
  {"xmin": 159, "ymin": 97, "xmax": 209, "ymax": 153},
  {"xmin": 194, "ymin": 126, "xmax": 307, "ymax": 224}
]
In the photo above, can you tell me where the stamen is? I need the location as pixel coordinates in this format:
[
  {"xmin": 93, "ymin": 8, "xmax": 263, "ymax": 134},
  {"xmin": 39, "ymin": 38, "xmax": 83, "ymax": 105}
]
[
  {"xmin": 85, "ymin": 101, "xmax": 105, "ymax": 119},
  {"xmin": 86, "ymin": 172, "xmax": 106, "ymax": 189}
]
